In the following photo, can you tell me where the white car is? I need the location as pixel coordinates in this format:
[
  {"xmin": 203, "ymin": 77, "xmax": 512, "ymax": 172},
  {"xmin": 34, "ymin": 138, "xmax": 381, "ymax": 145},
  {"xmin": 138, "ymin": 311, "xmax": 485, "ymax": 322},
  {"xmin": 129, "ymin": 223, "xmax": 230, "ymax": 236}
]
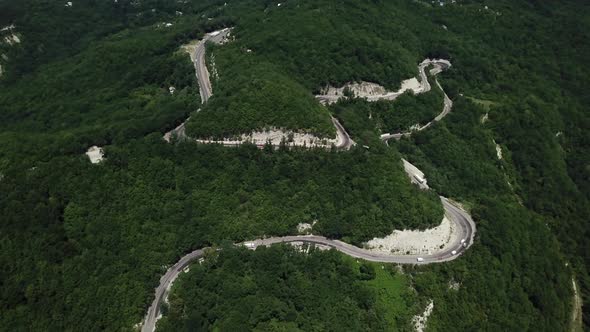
[
  {"xmin": 451, "ymin": 250, "xmax": 457, "ymax": 255},
  {"xmin": 460, "ymin": 238, "xmax": 466, "ymax": 244},
  {"xmin": 416, "ymin": 257, "xmax": 424, "ymax": 262}
]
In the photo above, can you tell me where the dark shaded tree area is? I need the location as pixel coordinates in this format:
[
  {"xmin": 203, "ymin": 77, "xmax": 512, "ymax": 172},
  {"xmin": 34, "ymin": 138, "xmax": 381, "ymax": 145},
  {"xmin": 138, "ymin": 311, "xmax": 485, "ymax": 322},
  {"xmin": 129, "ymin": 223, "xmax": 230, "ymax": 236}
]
[
  {"xmin": 0, "ymin": 10, "xmax": 232, "ymax": 171},
  {"xmin": 157, "ymin": 245, "xmax": 410, "ymax": 331},
  {"xmin": 331, "ymin": 82, "xmax": 444, "ymax": 138},
  {"xmin": 186, "ymin": 47, "xmax": 335, "ymax": 138},
  {"xmin": 0, "ymin": 134, "xmax": 442, "ymax": 330},
  {"xmin": 393, "ymin": 98, "xmax": 572, "ymax": 331},
  {"xmin": 414, "ymin": 1, "xmax": 590, "ymax": 328},
  {"xmin": 0, "ymin": 0, "xmax": 231, "ymax": 81},
  {"xmin": 222, "ymin": 0, "xmax": 425, "ymax": 92},
  {"xmin": 0, "ymin": 0, "xmax": 588, "ymax": 330}
]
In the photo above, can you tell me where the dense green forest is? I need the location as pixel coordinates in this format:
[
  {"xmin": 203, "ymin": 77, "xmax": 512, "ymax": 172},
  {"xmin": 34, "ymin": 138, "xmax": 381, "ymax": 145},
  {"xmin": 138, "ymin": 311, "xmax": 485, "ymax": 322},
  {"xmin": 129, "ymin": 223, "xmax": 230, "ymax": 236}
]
[
  {"xmin": 185, "ymin": 0, "xmax": 436, "ymax": 138},
  {"xmin": 0, "ymin": 0, "xmax": 233, "ymax": 80},
  {"xmin": 0, "ymin": 9, "xmax": 443, "ymax": 324},
  {"xmin": 1, "ymin": 137, "xmax": 442, "ymax": 330},
  {"xmin": 158, "ymin": 245, "xmax": 419, "ymax": 331},
  {"xmin": 394, "ymin": 98, "xmax": 572, "ymax": 331},
  {"xmin": 185, "ymin": 46, "xmax": 335, "ymax": 138},
  {"xmin": 0, "ymin": 0, "xmax": 588, "ymax": 331},
  {"xmin": 0, "ymin": 0, "xmax": 234, "ymax": 169},
  {"xmin": 331, "ymin": 81, "xmax": 445, "ymax": 137}
]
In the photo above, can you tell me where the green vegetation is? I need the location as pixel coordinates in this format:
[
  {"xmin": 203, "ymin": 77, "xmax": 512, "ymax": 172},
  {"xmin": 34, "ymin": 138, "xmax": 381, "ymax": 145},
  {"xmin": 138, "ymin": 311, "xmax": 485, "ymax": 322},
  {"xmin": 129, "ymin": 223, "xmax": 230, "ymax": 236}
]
[
  {"xmin": 465, "ymin": 96, "xmax": 497, "ymax": 110},
  {"xmin": 186, "ymin": 0, "xmax": 443, "ymax": 137},
  {"xmin": 0, "ymin": 4, "xmax": 234, "ymax": 169},
  {"xmin": 393, "ymin": 98, "xmax": 572, "ymax": 330},
  {"xmin": 329, "ymin": 86, "xmax": 575, "ymax": 331},
  {"xmin": 186, "ymin": 46, "xmax": 335, "ymax": 138},
  {"xmin": 0, "ymin": 136, "xmax": 443, "ymax": 330},
  {"xmin": 364, "ymin": 258, "xmax": 418, "ymax": 329},
  {"xmin": 224, "ymin": 0, "xmax": 421, "ymax": 92},
  {"xmin": 0, "ymin": 26, "xmax": 199, "ymax": 146},
  {"xmin": 0, "ymin": 0, "xmax": 588, "ymax": 330},
  {"xmin": 158, "ymin": 244, "xmax": 418, "ymax": 331},
  {"xmin": 420, "ymin": 2, "xmax": 590, "ymax": 329},
  {"xmin": 0, "ymin": 0, "xmax": 236, "ymax": 81},
  {"xmin": 332, "ymin": 82, "xmax": 444, "ymax": 138}
]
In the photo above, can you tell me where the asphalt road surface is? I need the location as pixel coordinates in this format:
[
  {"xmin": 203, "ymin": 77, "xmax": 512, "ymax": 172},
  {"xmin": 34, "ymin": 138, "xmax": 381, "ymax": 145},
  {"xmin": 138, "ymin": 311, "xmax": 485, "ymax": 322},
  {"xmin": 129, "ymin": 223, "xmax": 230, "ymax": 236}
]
[
  {"xmin": 165, "ymin": 28, "xmax": 354, "ymax": 149},
  {"xmin": 195, "ymin": 29, "xmax": 231, "ymax": 103},
  {"xmin": 141, "ymin": 195, "xmax": 475, "ymax": 332},
  {"xmin": 148, "ymin": 33, "xmax": 470, "ymax": 332},
  {"xmin": 163, "ymin": 29, "xmax": 230, "ymax": 142},
  {"xmin": 330, "ymin": 116, "xmax": 355, "ymax": 149},
  {"xmin": 380, "ymin": 59, "xmax": 453, "ymax": 141}
]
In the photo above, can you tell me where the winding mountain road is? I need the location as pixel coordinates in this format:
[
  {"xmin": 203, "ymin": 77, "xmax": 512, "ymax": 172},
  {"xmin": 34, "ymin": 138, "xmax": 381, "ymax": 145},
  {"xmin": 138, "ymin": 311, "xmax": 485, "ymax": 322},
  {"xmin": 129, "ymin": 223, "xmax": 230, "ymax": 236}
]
[
  {"xmin": 164, "ymin": 28, "xmax": 354, "ymax": 150},
  {"xmin": 380, "ymin": 59, "xmax": 453, "ymax": 141},
  {"xmin": 142, "ymin": 195, "xmax": 475, "ymax": 332},
  {"xmin": 145, "ymin": 30, "xmax": 474, "ymax": 332},
  {"xmin": 163, "ymin": 29, "xmax": 230, "ymax": 143},
  {"xmin": 195, "ymin": 29, "xmax": 229, "ymax": 103}
]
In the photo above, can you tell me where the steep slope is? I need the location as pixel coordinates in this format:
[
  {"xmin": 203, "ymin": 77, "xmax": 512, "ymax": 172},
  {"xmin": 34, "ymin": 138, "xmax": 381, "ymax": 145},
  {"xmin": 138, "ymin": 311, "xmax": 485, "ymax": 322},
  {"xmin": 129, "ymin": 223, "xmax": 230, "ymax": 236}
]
[{"xmin": 0, "ymin": 0, "xmax": 587, "ymax": 331}]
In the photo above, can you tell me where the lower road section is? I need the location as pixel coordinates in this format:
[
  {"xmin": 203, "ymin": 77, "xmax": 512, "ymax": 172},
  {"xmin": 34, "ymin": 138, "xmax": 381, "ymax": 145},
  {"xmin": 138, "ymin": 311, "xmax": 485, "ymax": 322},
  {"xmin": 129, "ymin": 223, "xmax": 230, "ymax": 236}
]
[{"xmin": 141, "ymin": 196, "xmax": 475, "ymax": 332}]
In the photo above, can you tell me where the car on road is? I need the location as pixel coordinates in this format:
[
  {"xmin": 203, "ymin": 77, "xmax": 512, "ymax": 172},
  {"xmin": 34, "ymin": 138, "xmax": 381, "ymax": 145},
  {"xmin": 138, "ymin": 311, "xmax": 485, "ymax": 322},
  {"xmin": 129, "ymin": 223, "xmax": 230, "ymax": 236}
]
[
  {"xmin": 417, "ymin": 257, "xmax": 424, "ymax": 262},
  {"xmin": 451, "ymin": 250, "xmax": 457, "ymax": 255}
]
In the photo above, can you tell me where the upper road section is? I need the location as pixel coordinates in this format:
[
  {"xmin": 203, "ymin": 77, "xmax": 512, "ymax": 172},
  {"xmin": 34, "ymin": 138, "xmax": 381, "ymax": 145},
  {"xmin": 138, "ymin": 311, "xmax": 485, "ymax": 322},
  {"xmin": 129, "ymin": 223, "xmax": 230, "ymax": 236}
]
[
  {"xmin": 166, "ymin": 28, "xmax": 355, "ymax": 150},
  {"xmin": 380, "ymin": 59, "xmax": 453, "ymax": 141},
  {"xmin": 194, "ymin": 28, "xmax": 231, "ymax": 104}
]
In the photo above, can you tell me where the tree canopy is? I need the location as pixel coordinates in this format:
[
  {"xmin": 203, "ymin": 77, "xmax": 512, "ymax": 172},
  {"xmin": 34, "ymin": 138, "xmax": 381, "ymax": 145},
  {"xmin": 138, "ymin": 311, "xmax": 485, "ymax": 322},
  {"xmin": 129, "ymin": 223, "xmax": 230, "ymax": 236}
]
[{"xmin": 0, "ymin": 0, "xmax": 588, "ymax": 330}]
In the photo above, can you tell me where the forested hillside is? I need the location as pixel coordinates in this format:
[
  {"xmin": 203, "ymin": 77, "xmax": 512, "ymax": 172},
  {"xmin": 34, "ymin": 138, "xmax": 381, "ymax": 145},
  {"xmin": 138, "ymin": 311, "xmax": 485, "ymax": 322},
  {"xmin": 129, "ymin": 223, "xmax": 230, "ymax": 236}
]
[
  {"xmin": 0, "ymin": 0, "xmax": 588, "ymax": 331},
  {"xmin": 185, "ymin": 47, "xmax": 335, "ymax": 138},
  {"xmin": 171, "ymin": 0, "xmax": 590, "ymax": 330},
  {"xmin": 158, "ymin": 245, "xmax": 419, "ymax": 331},
  {"xmin": 394, "ymin": 98, "xmax": 572, "ymax": 331},
  {"xmin": 0, "ymin": 3, "xmax": 442, "ymax": 330}
]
